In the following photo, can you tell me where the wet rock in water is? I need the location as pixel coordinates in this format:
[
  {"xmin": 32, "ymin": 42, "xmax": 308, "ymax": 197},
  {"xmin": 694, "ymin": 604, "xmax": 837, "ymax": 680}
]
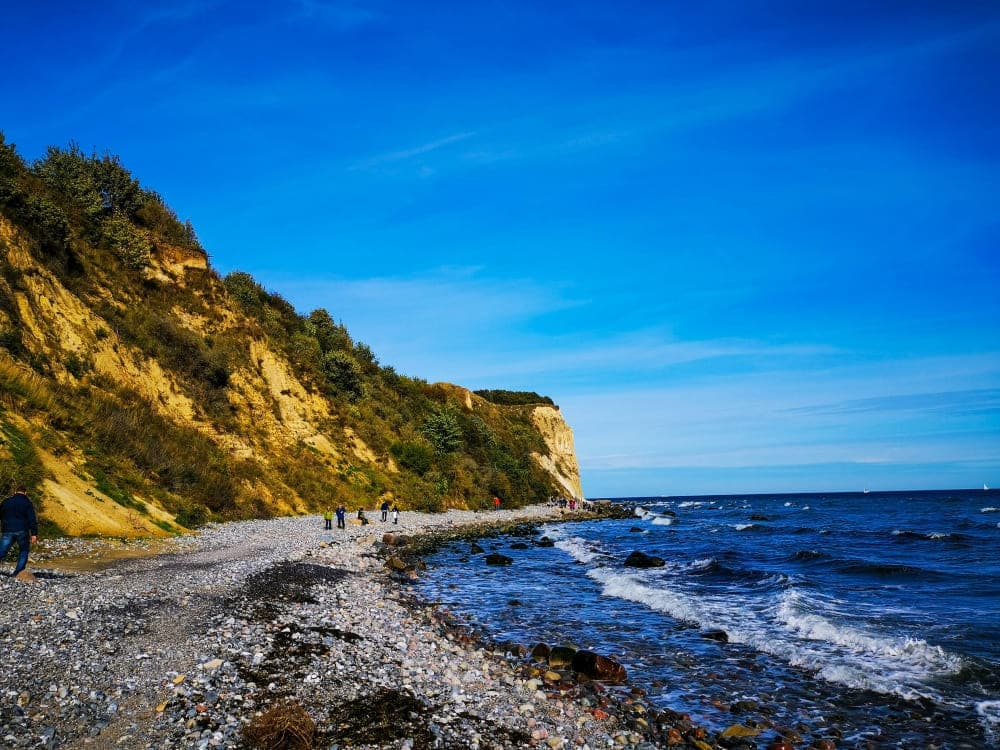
[
  {"xmin": 810, "ymin": 740, "xmax": 837, "ymax": 749},
  {"xmin": 531, "ymin": 643, "xmax": 551, "ymax": 662},
  {"xmin": 767, "ymin": 740, "xmax": 796, "ymax": 750},
  {"xmin": 571, "ymin": 650, "xmax": 627, "ymax": 683},
  {"xmin": 510, "ymin": 542, "xmax": 530, "ymax": 550},
  {"xmin": 750, "ymin": 514, "xmax": 771, "ymax": 522},
  {"xmin": 629, "ymin": 526, "xmax": 645, "ymax": 533},
  {"xmin": 731, "ymin": 699, "xmax": 759, "ymax": 714},
  {"xmin": 386, "ymin": 556, "xmax": 408, "ymax": 571},
  {"xmin": 485, "ymin": 553, "xmax": 513, "ymax": 566},
  {"xmin": 720, "ymin": 723, "xmax": 761, "ymax": 738},
  {"xmin": 469, "ymin": 542, "xmax": 485, "ymax": 554},
  {"xmin": 535, "ymin": 536, "xmax": 555, "ymax": 547},
  {"xmin": 624, "ymin": 551, "xmax": 666, "ymax": 568},
  {"xmin": 548, "ymin": 646, "xmax": 577, "ymax": 668},
  {"xmin": 508, "ymin": 598, "xmax": 522, "ymax": 606},
  {"xmin": 702, "ymin": 629, "xmax": 729, "ymax": 643}
]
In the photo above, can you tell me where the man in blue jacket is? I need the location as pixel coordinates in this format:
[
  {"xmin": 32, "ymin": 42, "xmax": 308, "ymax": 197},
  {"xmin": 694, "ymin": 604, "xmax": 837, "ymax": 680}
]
[{"xmin": 0, "ymin": 485, "xmax": 38, "ymax": 577}]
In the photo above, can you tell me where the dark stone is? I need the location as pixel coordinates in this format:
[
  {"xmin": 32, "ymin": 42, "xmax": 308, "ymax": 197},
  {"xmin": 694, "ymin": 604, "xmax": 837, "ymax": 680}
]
[
  {"xmin": 750, "ymin": 514, "xmax": 771, "ymax": 522},
  {"xmin": 629, "ymin": 526, "xmax": 645, "ymax": 533},
  {"xmin": 508, "ymin": 599, "xmax": 522, "ymax": 606},
  {"xmin": 571, "ymin": 650, "xmax": 627, "ymax": 683},
  {"xmin": 624, "ymin": 551, "xmax": 666, "ymax": 568},
  {"xmin": 485, "ymin": 553, "xmax": 513, "ymax": 566},
  {"xmin": 702, "ymin": 630, "xmax": 729, "ymax": 643},
  {"xmin": 470, "ymin": 542, "xmax": 485, "ymax": 554},
  {"xmin": 510, "ymin": 542, "xmax": 529, "ymax": 550},
  {"xmin": 548, "ymin": 646, "xmax": 577, "ymax": 667},
  {"xmin": 531, "ymin": 643, "xmax": 551, "ymax": 661},
  {"xmin": 386, "ymin": 556, "xmax": 408, "ymax": 572},
  {"xmin": 535, "ymin": 537, "xmax": 555, "ymax": 547}
]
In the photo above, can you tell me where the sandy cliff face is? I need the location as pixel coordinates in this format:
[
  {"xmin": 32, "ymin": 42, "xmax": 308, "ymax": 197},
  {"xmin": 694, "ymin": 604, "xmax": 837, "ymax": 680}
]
[{"xmin": 530, "ymin": 405, "xmax": 584, "ymax": 499}]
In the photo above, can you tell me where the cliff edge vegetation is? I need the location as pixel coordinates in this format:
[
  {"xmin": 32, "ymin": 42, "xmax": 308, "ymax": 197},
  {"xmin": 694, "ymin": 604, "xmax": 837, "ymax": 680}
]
[{"xmin": 0, "ymin": 134, "xmax": 582, "ymax": 537}]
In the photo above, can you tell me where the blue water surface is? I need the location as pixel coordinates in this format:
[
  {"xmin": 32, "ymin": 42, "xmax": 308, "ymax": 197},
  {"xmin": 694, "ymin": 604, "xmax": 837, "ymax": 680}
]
[{"xmin": 419, "ymin": 490, "xmax": 1000, "ymax": 748}]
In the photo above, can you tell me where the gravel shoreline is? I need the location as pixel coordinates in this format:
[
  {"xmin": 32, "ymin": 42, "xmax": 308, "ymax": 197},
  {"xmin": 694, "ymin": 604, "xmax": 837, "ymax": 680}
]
[{"xmin": 1, "ymin": 506, "xmax": 725, "ymax": 750}]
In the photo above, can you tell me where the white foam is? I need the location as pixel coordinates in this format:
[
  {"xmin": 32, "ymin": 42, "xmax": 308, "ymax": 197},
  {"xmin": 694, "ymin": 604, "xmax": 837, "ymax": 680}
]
[
  {"xmin": 982, "ymin": 507, "xmax": 999, "ymax": 513},
  {"xmin": 802, "ymin": 505, "xmax": 810, "ymax": 510},
  {"xmin": 688, "ymin": 557, "xmax": 716, "ymax": 571},
  {"xmin": 651, "ymin": 516, "xmax": 674, "ymax": 526},
  {"xmin": 784, "ymin": 502, "xmax": 792, "ymax": 507},
  {"xmin": 678, "ymin": 501, "xmax": 704, "ymax": 508},
  {"xmin": 732, "ymin": 523, "xmax": 754, "ymax": 531},
  {"xmin": 554, "ymin": 536, "xmax": 602, "ymax": 564},
  {"xmin": 977, "ymin": 701, "xmax": 1000, "ymax": 746},
  {"xmin": 927, "ymin": 532, "xmax": 950, "ymax": 540}
]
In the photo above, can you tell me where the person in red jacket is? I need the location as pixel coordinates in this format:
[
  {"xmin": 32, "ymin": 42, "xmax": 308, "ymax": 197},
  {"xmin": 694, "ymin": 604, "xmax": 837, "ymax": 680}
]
[
  {"xmin": 493, "ymin": 495, "xmax": 501, "ymax": 511},
  {"xmin": 0, "ymin": 485, "xmax": 38, "ymax": 577}
]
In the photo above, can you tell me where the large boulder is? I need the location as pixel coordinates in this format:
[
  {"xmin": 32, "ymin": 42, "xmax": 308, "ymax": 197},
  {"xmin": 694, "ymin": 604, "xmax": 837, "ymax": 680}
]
[
  {"xmin": 624, "ymin": 551, "xmax": 666, "ymax": 568},
  {"xmin": 484, "ymin": 553, "xmax": 513, "ymax": 566},
  {"xmin": 571, "ymin": 650, "xmax": 627, "ymax": 683},
  {"xmin": 548, "ymin": 645, "xmax": 577, "ymax": 667}
]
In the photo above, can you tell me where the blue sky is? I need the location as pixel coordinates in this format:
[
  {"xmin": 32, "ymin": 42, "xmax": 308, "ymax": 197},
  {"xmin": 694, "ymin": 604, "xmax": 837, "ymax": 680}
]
[{"xmin": 4, "ymin": 0, "xmax": 999, "ymax": 496}]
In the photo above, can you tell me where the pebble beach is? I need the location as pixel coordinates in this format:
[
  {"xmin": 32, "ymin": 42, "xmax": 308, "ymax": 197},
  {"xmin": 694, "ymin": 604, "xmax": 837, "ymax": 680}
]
[{"xmin": 0, "ymin": 505, "xmax": 719, "ymax": 750}]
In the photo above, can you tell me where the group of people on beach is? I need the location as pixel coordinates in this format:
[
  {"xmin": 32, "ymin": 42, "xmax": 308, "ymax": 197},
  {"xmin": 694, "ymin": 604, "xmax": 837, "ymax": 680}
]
[
  {"xmin": 549, "ymin": 495, "xmax": 586, "ymax": 511},
  {"xmin": 0, "ymin": 485, "xmax": 38, "ymax": 577},
  {"xmin": 323, "ymin": 499, "xmax": 399, "ymax": 530}
]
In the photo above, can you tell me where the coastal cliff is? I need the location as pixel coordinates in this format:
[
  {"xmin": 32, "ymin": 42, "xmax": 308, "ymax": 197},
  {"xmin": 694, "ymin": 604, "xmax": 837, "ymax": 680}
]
[{"xmin": 0, "ymin": 137, "xmax": 584, "ymax": 536}]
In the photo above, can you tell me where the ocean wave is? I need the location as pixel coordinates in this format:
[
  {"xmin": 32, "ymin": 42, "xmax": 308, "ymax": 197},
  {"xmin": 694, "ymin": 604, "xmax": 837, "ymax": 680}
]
[
  {"xmin": 588, "ymin": 568, "xmax": 962, "ymax": 702},
  {"xmin": 554, "ymin": 536, "xmax": 604, "ymax": 565},
  {"xmin": 773, "ymin": 591, "xmax": 963, "ymax": 698},
  {"xmin": 892, "ymin": 529, "xmax": 969, "ymax": 542},
  {"xmin": 792, "ymin": 549, "xmax": 825, "ymax": 561},
  {"xmin": 835, "ymin": 561, "xmax": 942, "ymax": 579},
  {"xmin": 983, "ymin": 507, "xmax": 999, "ymax": 514},
  {"xmin": 651, "ymin": 516, "xmax": 675, "ymax": 526}
]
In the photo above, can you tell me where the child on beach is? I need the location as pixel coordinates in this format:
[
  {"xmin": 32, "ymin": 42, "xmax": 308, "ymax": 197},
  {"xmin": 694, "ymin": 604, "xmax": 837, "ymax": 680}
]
[{"xmin": 391, "ymin": 505, "xmax": 399, "ymax": 524}]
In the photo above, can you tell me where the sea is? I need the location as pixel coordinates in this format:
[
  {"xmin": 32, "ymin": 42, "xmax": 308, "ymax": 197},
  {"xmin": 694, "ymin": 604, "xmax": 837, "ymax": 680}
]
[{"xmin": 417, "ymin": 489, "xmax": 1000, "ymax": 748}]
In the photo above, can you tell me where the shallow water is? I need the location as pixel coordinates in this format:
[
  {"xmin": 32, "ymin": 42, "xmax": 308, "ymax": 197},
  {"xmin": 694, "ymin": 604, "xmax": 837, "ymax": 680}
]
[{"xmin": 419, "ymin": 490, "xmax": 1000, "ymax": 748}]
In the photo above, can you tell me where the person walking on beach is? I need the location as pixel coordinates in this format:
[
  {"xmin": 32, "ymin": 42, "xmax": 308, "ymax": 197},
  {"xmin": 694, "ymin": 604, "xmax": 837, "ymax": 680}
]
[
  {"xmin": 0, "ymin": 485, "xmax": 38, "ymax": 577},
  {"xmin": 493, "ymin": 495, "xmax": 501, "ymax": 512},
  {"xmin": 380, "ymin": 499, "xmax": 390, "ymax": 522},
  {"xmin": 323, "ymin": 508, "xmax": 333, "ymax": 530},
  {"xmin": 391, "ymin": 505, "xmax": 399, "ymax": 524},
  {"xmin": 336, "ymin": 504, "xmax": 346, "ymax": 529},
  {"xmin": 357, "ymin": 508, "xmax": 369, "ymax": 525}
]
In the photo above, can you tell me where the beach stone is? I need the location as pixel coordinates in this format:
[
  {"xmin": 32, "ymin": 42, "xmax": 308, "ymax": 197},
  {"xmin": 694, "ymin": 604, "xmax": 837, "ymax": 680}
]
[
  {"xmin": 470, "ymin": 543, "xmax": 485, "ymax": 554},
  {"xmin": 571, "ymin": 650, "xmax": 627, "ymax": 683},
  {"xmin": 386, "ymin": 556, "xmax": 408, "ymax": 571},
  {"xmin": 548, "ymin": 646, "xmax": 577, "ymax": 667},
  {"xmin": 484, "ymin": 553, "xmax": 513, "ymax": 565},
  {"xmin": 720, "ymin": 724, "xmax": 761, "ymax": 738},
  {"xmin": 531, "ymin": 643, "xmax": 551, "ymax": 661},
  {"xmin": 14, "ymin": 570, "xmax": 38, "ymax": 583},
  {"xmin": 702, "ymin": 630, "xmax": 729, "ymax": 643},
  {"xmin": 623, "ymin": 551, "xmax": 665, "ymax": 568}
]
